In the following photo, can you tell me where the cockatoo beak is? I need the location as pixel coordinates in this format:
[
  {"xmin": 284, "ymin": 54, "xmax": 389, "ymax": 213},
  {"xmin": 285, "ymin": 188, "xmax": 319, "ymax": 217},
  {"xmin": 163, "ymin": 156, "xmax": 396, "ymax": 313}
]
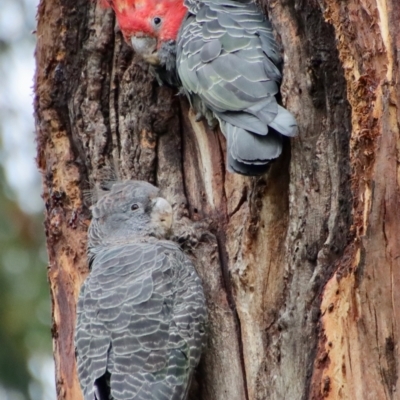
[
  {"xmin": 150, "ymin": 197, "xmax": 173, "ymax": 232},
  {"xmin": 131, "ymin": 36, "xmax": 160, "ymax": 65}
]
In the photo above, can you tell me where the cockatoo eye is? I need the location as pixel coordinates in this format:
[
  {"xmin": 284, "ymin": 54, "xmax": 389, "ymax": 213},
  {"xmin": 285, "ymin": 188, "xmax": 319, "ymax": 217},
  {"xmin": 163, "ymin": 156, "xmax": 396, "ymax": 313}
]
[
  {"xmin": 131, "ymin": 204, "xmax": 139, "ymax": 211},
  {"xmin": 153, "ymin": 17, "xmax": 162, "ymax": 27}
]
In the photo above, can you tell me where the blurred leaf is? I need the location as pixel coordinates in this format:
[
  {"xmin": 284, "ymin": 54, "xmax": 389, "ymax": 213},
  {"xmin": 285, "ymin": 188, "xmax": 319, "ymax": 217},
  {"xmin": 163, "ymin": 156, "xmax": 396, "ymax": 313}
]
[
  {"xmin": 0, "ymin": 0, "xmax": 54, "ymax": 399},
  {"xmin": 0, "ymin": 170, "xmax": 51, "ymax": 397}
]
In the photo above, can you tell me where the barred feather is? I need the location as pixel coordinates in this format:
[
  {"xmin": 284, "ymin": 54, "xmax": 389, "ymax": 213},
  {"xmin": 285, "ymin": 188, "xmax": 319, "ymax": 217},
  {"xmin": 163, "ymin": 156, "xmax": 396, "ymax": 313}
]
[
  {"xmin": 75, "ymin": 181, "xmax": 207, "ymax": 400},
  {"xmin": 177, "ymin": 0, "xmax": 298, "ymax": 174}
]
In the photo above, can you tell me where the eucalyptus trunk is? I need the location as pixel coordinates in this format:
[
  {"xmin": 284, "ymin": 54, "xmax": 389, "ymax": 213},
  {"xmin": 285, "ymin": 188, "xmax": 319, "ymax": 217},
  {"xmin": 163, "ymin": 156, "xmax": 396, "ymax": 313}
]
[{"xmin": 34, "ymin": 0, "xmax": 400, "ymax": 399}]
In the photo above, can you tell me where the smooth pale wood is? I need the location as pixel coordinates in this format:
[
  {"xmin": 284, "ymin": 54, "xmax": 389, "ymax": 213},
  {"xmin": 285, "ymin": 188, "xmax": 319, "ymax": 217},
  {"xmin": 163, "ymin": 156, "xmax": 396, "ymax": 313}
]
[
  {"xmin": 310, "ymin": 0, "xmax": 400, "ymax": 399},
  {"xmin": 34, "ymin": 0, "xmax": 400, "ymax": 399}
]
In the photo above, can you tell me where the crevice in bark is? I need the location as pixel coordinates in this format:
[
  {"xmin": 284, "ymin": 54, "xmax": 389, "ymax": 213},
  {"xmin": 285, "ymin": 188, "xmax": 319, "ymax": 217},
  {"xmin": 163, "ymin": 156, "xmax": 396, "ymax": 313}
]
[
  {"xmin": 215, "ymin": 230, "xmax": 250, "ymax": 400},
  {"xmin": 228, "ymin": 187, "xmax": 248, "ymax": 219},
  {"xmin": 177, "ymin": 98, "xmax": 192, "ymax": 218}
]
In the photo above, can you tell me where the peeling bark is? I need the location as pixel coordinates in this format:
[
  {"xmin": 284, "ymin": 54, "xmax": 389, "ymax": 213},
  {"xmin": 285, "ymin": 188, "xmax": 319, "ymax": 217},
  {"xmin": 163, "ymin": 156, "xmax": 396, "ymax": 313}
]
[
  {"xmin": 310, "ymin": 0, "xmax": 400, "ymax": 399},
  {"xmin": 34, "ymin": 0, "xmax": 400, "ymax": 399}
]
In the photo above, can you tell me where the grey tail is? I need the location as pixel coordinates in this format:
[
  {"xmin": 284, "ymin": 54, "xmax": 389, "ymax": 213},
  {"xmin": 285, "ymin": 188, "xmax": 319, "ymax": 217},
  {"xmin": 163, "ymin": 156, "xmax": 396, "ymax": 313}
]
[
  {"xmin": 226, "ymin": 152, "xmax": 271, "ymax": 176},
  {"xmin": 268, "ymin": 105, "xmax": 298, "ymax": 137},
  {"xmin": 222, "ymin": 122, "xmax": 283, "ymax": 176}
]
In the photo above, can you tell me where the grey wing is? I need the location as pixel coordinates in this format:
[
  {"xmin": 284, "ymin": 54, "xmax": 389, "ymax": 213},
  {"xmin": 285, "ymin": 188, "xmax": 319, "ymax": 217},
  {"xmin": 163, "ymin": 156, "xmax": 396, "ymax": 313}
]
[
  {"xmin": 75, "ymin": 278, "xmax": 110, "ymax": 400},
  {"xmin": 171, "ymin": 250, "xmax": 207, "ymax": 371},
  {"xmin": 145, "ymin": 245, "xmax": 207, "ymax": 400},
  {"xmin": 75, "ymin": 244, "xmax": 152, "ymax": 400},
  {"xmin": 177, "ymin": 0, "xmax": 298, "ymax": 173},
  {"xmin": 178, "ymin": 0, "xmax": 283, "ymax": 120},
  {"xmin": 75, "ymin": 243, "xmax": 206, "ymax": 400},
  {"xmin": 183, "ymin": 0, "xmax": 201, "ymax": 14}
]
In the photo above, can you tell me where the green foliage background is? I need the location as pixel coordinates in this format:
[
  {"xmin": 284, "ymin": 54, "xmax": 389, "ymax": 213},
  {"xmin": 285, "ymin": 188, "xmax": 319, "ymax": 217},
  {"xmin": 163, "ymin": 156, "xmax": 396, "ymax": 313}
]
[
  {"xmin": 0, "ymin": 0, "xmax": 54, "ymax": 399},
  {"xmin": 0, "ymin": 175, "xmax": 51, "ymax": 399}
]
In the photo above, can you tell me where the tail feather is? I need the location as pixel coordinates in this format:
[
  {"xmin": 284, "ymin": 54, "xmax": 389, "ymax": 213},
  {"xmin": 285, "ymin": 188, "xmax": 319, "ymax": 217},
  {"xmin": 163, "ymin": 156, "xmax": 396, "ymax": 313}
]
[
  {"xmin": 226, "ymin": 152, "xmax": 270, "ymax": 175},
  {"xmin": 221, "ymin": 121, "xmax": 282, "ymax": 175},
  {"xmin": 225, "ymin": 123, "xmax": 282, "ymax": 162},
  {"xmin": 214, "ymin": 110, "xmax": 269, "ymax": 136},
  {"xmin": 268, "ymin": 105, "xmax": 298, "ymax": 137}
]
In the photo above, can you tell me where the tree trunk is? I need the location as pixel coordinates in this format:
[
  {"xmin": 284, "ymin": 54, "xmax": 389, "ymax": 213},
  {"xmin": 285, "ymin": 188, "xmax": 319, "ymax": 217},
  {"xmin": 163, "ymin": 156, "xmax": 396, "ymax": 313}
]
[{"xmin": 34, "ymin": 0, "xmax": 400, "ymax": 399}]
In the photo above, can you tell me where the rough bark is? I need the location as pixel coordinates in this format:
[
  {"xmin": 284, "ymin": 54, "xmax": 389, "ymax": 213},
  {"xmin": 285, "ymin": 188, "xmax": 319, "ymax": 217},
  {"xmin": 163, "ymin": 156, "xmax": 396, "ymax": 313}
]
[{"xmin": 34, "ymin": 0, "xmax": 400, "ymax": 399}]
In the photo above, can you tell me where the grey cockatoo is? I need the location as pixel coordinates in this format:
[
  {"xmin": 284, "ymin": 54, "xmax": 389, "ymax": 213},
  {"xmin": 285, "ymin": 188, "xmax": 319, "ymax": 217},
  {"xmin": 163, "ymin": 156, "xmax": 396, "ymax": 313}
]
[
  {"xmin": 101, "ymin": 0, "xmax": 298, "ymax": 175},
  {"xmin": 75, "ymin": 180, "xmax": 207, "ymax": 400}
]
